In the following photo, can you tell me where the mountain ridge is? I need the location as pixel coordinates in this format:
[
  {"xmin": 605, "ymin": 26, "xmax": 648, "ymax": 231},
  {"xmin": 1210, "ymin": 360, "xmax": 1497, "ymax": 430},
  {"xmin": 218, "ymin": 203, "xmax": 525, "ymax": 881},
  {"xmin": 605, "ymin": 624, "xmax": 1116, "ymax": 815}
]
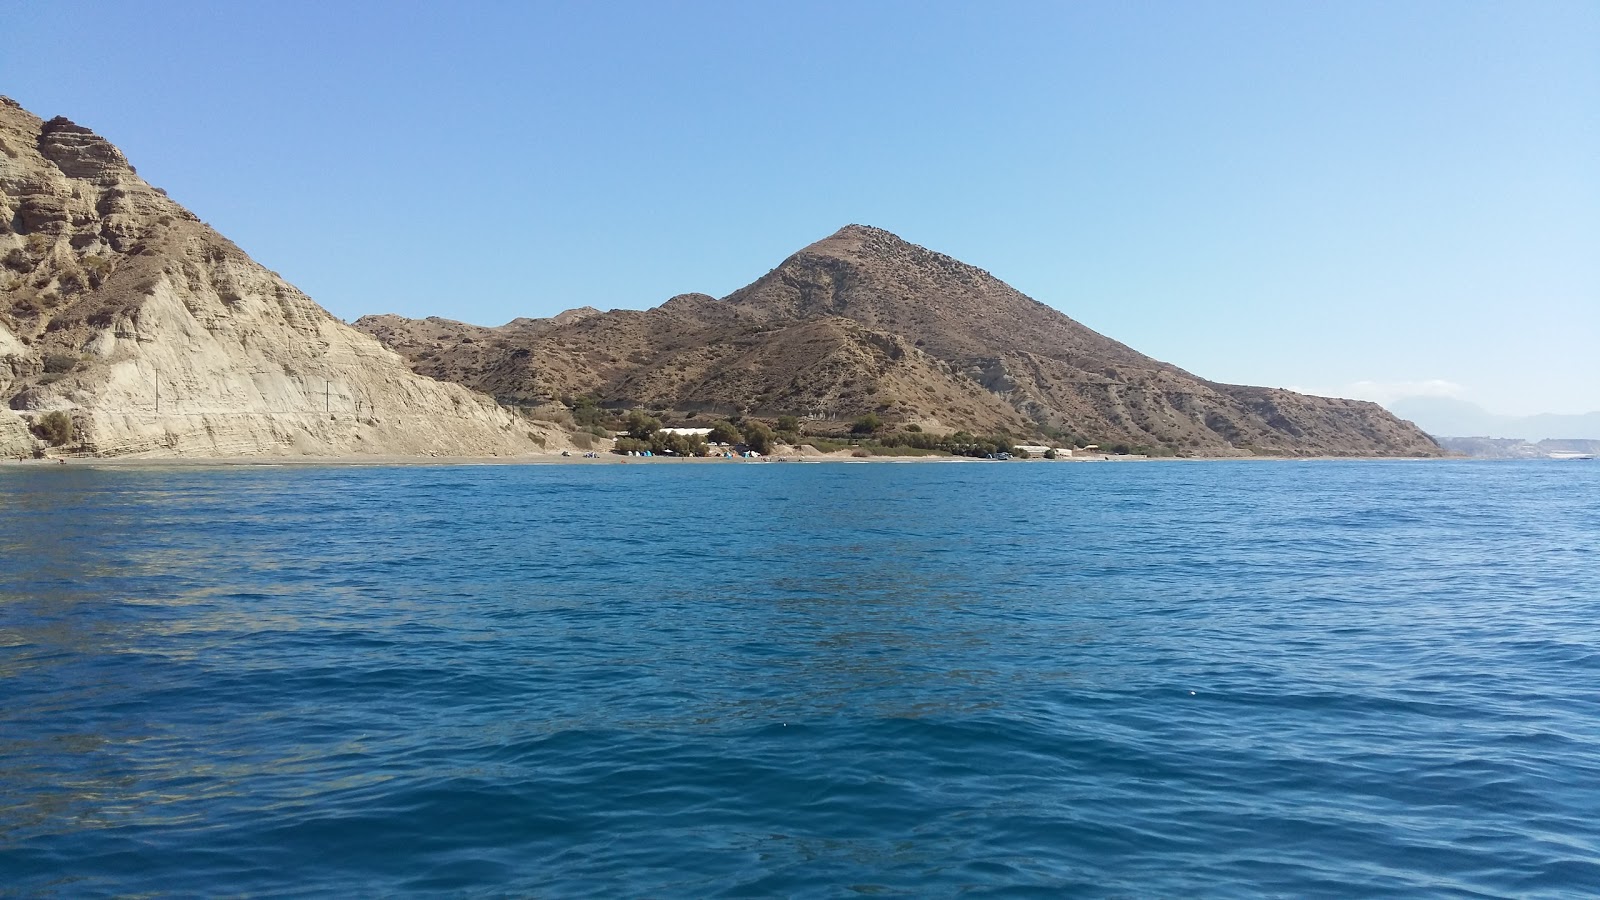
[
  {"xmin": 0, "ymin": 95, "xmax": 1442, "ymax": 459},
  {"xmin": 359, "ymin": 224, "xmax": 1442, "ymax": 457},
  {"xmin": 1386, "ymin": 396, "xmax": 1600, "ymax": 441}
]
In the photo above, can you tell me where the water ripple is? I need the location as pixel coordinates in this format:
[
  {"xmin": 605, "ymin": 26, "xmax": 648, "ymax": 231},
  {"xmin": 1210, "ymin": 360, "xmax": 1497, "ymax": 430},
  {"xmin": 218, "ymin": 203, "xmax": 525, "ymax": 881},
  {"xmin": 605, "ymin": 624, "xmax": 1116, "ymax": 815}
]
[{"xmin": 1, "ymin": 460, "xmax": 1597, "ymax": 896}]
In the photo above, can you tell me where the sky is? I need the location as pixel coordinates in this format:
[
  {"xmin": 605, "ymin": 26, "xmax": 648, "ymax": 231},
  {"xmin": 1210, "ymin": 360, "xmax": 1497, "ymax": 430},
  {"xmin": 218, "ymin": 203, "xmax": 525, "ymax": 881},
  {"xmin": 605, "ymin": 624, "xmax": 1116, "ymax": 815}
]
[{"xmin": 4, "ymin": 1, "xmax": 1596, "ymax": 416}]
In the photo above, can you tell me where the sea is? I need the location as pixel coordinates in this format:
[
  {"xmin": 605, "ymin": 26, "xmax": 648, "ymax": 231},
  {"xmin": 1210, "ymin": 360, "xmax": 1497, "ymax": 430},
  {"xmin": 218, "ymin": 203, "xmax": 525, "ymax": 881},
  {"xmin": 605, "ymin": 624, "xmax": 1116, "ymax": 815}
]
[{"xmin": 1, "ymin": 459, "xmax": 1597, "ymax": 897}]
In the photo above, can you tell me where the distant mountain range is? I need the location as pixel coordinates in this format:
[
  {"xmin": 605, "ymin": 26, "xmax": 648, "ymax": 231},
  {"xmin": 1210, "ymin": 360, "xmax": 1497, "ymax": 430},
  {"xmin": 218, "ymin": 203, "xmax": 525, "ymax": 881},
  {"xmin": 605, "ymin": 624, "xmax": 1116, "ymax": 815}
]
[
  {"xmin": 359, "ymin": 225, "xmax": 1441, "ymax": 457},
  {"xmin": 1434, "ymin": 437, "xmax": 1600, "ymax": 460},
  {"xmin": 1386, "ymin": 397, "xmax": 1600, "ymax": 441}
]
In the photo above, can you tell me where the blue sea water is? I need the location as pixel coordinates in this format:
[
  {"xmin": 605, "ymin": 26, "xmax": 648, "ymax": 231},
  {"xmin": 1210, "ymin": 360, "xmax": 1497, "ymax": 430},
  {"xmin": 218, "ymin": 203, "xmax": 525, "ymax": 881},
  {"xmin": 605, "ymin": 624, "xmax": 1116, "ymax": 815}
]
[{"xmin": 1, "ymin": 459, "xmax": 1597, "ymax": 897}]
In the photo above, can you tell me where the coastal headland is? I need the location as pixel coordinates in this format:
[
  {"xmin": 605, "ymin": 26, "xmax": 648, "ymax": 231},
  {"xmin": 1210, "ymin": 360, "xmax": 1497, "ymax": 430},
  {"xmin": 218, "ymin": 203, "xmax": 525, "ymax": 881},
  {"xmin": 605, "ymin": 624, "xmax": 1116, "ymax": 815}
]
[{"xmin": 1, "ymin": 97, "xmax": 1441, "ymax": 463}]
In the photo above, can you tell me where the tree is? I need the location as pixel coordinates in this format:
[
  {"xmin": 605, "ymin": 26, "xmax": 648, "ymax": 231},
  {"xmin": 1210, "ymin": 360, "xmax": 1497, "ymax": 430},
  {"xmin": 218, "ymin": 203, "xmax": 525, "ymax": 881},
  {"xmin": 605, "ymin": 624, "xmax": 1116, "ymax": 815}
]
[
  {"xmin": 650, "ymin": 430, "xmax": 708, "ymax": 457},
  {"xmin": 742, "ymin": 420, "xmax": 776, "ymax": 454},
  {"xmin": 708, "ymin": 420, "xmax": 742, "ymax": 446},
  {"xmin": 987, "ymin": 435, "xmax": 1016, "ymax": 455},
  {"xmin": 776, "ymin": 415, "xmax": 801, "ymax": 434},
  {"xmin": 569, "ymin": 395, "xmax": 606, "ymax": 427},
  {"xmin": 623, "ymin": 409, "xmax": 661, "ymax": 440}
]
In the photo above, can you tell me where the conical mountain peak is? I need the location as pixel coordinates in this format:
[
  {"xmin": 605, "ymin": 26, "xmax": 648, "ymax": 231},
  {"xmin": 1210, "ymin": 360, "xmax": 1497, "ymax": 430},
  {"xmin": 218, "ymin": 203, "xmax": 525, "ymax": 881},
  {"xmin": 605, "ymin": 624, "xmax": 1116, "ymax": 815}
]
[{"xmin": 359, "ymin": 223, "xmax": 1441, "ymax": 457}]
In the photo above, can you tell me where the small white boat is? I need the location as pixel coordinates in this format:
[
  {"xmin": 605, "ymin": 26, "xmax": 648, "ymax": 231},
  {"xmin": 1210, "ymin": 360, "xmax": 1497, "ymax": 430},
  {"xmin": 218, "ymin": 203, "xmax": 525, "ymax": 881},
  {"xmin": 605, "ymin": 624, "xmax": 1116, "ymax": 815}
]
[{"xmin": 1549, "ymin": 451, "xmax": 1594, "ymax": 460}]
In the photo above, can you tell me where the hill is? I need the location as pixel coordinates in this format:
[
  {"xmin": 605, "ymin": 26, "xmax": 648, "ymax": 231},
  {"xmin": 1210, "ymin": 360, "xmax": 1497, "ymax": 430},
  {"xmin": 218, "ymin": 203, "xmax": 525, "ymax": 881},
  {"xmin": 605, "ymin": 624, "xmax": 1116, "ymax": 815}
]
[
  {"xmin": 360, "ymin": 225, "xmax": 1441, "ymax": 457},
  {"xmin": 1386, "ymin": 397, "xmax": 1600, "ymax": 441},
  {"xmin": 0, "ymin": 98, "xmax": 560, "ymax": 458}
]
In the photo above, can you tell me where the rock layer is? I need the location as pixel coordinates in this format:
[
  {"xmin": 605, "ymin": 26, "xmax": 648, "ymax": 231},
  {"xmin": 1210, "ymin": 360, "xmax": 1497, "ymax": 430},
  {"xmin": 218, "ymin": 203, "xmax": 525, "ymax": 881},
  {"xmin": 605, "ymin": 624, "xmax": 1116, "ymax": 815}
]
[{"xmin": 0, "ymin": 97, "xmax": 557, "ymax": 458}]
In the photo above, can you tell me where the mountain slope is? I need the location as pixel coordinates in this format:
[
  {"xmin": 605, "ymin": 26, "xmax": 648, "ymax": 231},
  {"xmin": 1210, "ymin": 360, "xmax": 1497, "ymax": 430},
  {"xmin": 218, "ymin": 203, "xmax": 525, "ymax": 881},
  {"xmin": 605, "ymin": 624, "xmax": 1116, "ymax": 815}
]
[
  {"xmin": 0, "ymin": 97, "xmax": 557, "ymax": 458},
  {"xmin": 1387, "ymin": 396, "xmax": 1600, "ymax": 441},
  {"xmin": 362, "ymin": 226, "xmax": 1440, "ymax": 456}
]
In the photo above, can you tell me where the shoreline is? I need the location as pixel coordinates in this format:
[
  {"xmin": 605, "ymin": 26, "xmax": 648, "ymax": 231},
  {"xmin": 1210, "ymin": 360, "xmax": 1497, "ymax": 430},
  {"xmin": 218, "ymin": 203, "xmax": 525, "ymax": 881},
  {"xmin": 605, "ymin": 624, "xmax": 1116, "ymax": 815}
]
[{"xmin": 0, "ymin": 451, "xmax": 1459, "ymax": 469}]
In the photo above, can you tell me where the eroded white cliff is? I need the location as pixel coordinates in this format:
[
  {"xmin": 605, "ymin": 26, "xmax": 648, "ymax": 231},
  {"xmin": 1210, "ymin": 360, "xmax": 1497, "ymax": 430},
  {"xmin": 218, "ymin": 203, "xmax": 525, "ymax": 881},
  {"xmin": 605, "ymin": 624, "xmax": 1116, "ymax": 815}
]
[{"xmin": 0, "ymin": 97, "xmax": 561, "ymax": 458}]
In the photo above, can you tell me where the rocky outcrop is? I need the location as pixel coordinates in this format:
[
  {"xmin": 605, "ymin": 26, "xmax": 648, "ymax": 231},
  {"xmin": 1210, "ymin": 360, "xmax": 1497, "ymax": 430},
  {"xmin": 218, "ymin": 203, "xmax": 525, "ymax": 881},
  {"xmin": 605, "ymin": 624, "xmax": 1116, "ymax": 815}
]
[
  {"xmin": 37, "ymin": 116, "xmax": 132, "ymax": 183},
  {"xmin": 0, "ymin": 408, "xmax": 32, "ymax": 456},
  {"xmin": 0, "ymin": 98, "xmax": 565, "ymax": 458}
]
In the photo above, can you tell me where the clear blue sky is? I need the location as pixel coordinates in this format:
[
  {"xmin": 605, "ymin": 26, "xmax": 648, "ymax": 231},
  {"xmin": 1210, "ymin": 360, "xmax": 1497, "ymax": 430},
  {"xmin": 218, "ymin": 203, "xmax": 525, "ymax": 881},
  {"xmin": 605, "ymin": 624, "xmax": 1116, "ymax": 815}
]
[{"xmin": 4, "ymin": 1, "xmax": 1596, "ymax": 415}]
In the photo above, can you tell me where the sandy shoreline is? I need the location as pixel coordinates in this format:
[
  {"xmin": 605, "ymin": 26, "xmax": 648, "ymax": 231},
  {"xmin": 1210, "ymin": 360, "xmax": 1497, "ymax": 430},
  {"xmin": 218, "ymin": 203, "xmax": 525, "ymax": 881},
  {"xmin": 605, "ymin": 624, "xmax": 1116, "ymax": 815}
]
[
  {"xmin": 0, "ymin": 452, "xmax": 993, "ymax": 469},
  {"xmin": 0, "ymin": 452, "xmax": 1452, "ymax": 469}
]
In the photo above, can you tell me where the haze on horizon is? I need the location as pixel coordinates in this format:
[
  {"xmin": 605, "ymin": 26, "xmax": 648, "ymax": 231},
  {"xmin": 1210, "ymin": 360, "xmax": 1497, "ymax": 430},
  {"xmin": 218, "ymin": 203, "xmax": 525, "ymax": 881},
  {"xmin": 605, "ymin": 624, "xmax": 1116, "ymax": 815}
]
[{"xmin": 4, "ymin": 1, "xmax": 1594, "ymax": 418}]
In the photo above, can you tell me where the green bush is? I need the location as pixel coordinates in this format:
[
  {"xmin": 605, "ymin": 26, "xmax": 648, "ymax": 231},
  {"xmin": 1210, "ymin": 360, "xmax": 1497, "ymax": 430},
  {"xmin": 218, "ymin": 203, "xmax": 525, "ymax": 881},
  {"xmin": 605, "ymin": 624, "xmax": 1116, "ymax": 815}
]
[
  {"xmin": 742, "ymin": 420, "xmax": 776, "ymax": 454},
  {"xmin": 708, "ymin": 420, "xmax": 742, "ymax": 446},
  {"xmin": 623, "ymin": 409, "xmax": 661, "ymax": 440},
  {"xmin": 652, "ymin": 430, "xmax": 708, "ymax": 457},
  {"xmin": 614, "ymin": 436, "xmax": 650, "ymax": 454},
  {"xmin": 569, "ymin": 395, "xmax": 608, "ymax": 427},
  {"xmin": 776, "ymin": 415, "xmax": 801, "ymax": 434},
  {"xmin": 614, "ymin": 431, "xmax": 709, "ymax": 457},
  {"xmin": 33, "ymin": 411, "xmax": 73, "ymax": 446},
  {"xmin": 867, "ymin": 445, "xmax": 945, "ymax": 457},
  {"xmin": 851, "ymin": 413, "xmax": 883, "ymax": 435}
]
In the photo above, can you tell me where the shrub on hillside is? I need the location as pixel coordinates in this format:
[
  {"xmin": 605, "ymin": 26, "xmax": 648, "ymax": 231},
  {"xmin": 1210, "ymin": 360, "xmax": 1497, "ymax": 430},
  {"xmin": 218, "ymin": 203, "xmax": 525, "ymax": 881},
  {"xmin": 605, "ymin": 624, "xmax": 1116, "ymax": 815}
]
[
  {"xmin": 851, "ymin": 413, "xmax": 883, "ymax": 435},
  {"xmin": 42, "ymin": 353, "xmax": 78, "ymax": 374},
  {"xmin": 32, "ymin": 411, "xmax": 73, "ymax": 446},
  {"xmin": 569, "ymin": 395, "xmax": 608, "ymax": 427}
]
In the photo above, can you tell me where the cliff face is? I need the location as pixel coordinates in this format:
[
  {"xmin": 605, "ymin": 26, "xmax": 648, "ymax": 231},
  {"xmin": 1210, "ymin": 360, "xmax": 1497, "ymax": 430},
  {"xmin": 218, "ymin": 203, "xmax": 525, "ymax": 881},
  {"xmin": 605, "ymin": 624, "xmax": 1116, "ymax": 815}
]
[
  {"xmin": 361, "ymin": 225, "xmax": 1442, "ymax": 457},
  {"xmin": 0, "ymin": 98, "xmax": 557, "ymax": 458}
]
